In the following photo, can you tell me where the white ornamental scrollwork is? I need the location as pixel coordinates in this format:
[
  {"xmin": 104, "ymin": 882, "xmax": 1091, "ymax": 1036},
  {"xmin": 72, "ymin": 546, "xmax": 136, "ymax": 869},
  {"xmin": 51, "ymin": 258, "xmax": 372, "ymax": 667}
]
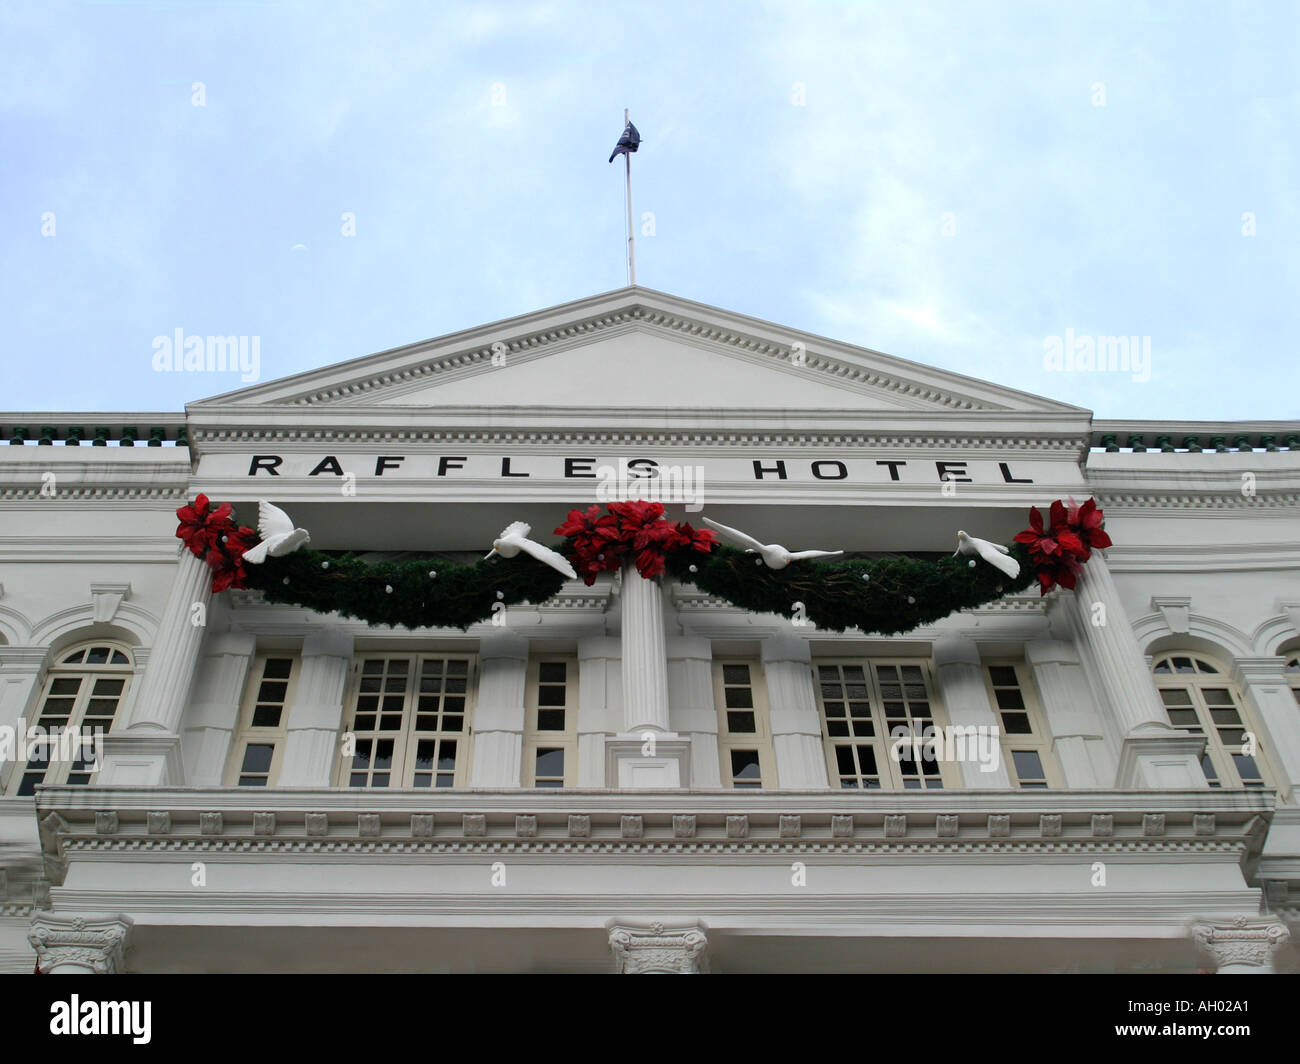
[
  {"xmin": 1191, "ymin": 915, "xmax": 1290, "ymax": 972},
  {"xmin": 28, "ymin": 913, "xmax": 134, "ymax": 974},
  {"xmin": 609, "ymin": 922, "xmax": 708, "ymax": 974}
]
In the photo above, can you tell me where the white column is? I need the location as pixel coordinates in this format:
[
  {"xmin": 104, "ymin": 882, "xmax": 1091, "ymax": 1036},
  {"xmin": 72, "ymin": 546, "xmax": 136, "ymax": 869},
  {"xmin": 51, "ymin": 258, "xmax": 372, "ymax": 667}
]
[
  {"xmin": 1070, "ymin": 553, "xmax": 1207, "ymax": 787},
  {"xmin": 1192, "ymin": 917, "xmax": 1290, "ymax": 973},
  {"xmin": 1233, "ymin": 658, "xmax": 1300, "ymax": 803},
  {"xmin": 930, "ymin": 633, "xmax": 1012, "ymax": 787},
  {"xmin": 182, "ymin": 632, "xmax": 256, "ymax": 786},
  {"xmin": 1025, "ymin": 637, "xmax": 1113, "ymax": 787},
  {"xmin": 607, "ymin": 561, "xmax": 689, "ymax": 787},
  {"xmin": 668, "ymin": 636, "xmax": 721, "ymax": 788},
  {"xmin": 0, "ymin": 647, "xmax": 43, "ymax": 792},
  {"xmin": 279, "ymin": 630, "xmax": 354, "ymax": 786},
  {"xmin": 29, "ymin": 913, "xmax": 133, "ymax": 974},
  {"xmin": 98, "ymin": 548, "xmax": 213, "ymax": 785},
  {"xmin": 762, "ymin": 635, "xmax": 830, "ymax": 788},
  {"xmin": 468, "ymin": 631, "xmax": 529, "ymax": 788},
  {"xmin": 621, "ymin": 561, "xmax": 670, "ymax": 732},
  {"xmin": 577, "ymin": 636, "xmax": 621, "ymax": 786}
]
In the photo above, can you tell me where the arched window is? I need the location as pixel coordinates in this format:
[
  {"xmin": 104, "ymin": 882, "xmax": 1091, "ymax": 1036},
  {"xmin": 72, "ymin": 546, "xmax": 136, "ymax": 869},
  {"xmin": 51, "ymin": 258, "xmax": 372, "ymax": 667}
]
[
  {"xmin": 1286, "ymin": 656, "xmax": 1300, "ymax": 707},
  {"xmin": 8, "ymin": 642, "xmax": 133, "ymax": 796},
  {"xmin": 1152, "ymin": 654, "xmax": 1264, "ymax": 788}
]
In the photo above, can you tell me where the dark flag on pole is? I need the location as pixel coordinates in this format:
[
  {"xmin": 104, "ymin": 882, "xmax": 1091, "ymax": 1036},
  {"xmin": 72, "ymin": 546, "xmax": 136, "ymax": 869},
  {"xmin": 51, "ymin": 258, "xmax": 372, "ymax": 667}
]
[{"xmin": 608, "ymin": 121, "xmax": 641, "ymax": 163}]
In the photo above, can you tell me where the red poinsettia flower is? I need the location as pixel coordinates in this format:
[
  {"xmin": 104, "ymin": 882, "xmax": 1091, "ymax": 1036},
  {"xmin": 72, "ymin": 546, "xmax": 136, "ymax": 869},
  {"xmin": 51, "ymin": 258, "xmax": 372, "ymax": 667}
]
[
  {"xmin": 176, "ymin": 493, "xmax": 234, "ymax": 558},
  {"xmin": 205, "ymin": 524, "xmax": 258, "ymax": 592},
  {"xmin": 674, "ymin": 522, "xmax": 717, "ymax": 554},
  {"xmin": 556, "ymin": 502, "xmax": 719, "ymax": 585},
  {"xmin": 1014, "ymin": 496, "xmax": 1111, "ymax": 595}
]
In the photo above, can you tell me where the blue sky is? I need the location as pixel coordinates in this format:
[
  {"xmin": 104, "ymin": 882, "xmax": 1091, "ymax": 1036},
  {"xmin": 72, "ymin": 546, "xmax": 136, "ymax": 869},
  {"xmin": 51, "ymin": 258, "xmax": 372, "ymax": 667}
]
[{"xmin": 2, "ymin": 0, "xmax": 1296, "ymax": 419}]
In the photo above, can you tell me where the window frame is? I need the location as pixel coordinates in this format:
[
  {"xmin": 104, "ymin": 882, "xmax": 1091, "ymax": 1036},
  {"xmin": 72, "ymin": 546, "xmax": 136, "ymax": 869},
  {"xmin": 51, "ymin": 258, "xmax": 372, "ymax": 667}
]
[
  {"xmin": 981, "ymin": 660, "xmax": 1063, "ymax": 789},
  {"xmin": 224, "ymin": 653, "xmax": 299, "ymax": 787},
  {"xmin": 711, "ymin": 658, "xmax": 775, "ymax": 789},
  {"xmin": 7, "ymin": 641, "xmax": 133, "ymax": 796},
  {"xmin": 813, "ymin": 657, "xmax": 956, "ymax": 791},
  {"xmin": 1152, "ymin": 653, "xmax": 1268, "ymax": 789},
  {"xmin": 335, "ymin": 652, "xmax": 479, "ymax": 789},
  {"xmin": 523, "ymin": 655, "xmax": 578, "ymax": 788}
]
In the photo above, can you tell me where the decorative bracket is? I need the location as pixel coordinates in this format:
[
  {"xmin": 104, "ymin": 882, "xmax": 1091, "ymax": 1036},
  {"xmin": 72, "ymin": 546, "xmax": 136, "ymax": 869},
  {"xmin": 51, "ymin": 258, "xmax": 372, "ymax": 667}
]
[
  {"xmin": 1150, "ymin": 595, "xmax": 1191, "ymax": 635},
  {"xmin": 90, "ymin": 582, "xmax": 131, "ymax": 624}
]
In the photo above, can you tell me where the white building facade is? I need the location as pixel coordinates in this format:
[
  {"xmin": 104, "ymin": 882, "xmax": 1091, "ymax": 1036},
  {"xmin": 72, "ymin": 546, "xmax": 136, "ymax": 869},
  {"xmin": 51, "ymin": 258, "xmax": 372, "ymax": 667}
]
[{"xmin": 1, "ymin": 287, "xmax": 1297, "ymax": 974}]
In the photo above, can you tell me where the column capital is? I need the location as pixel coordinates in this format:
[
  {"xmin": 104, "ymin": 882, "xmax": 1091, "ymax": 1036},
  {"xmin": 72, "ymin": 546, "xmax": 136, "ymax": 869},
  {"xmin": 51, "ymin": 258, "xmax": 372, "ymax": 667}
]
[
  {"xmin": 1191, "ymin": 916, "xmax": 1290, "ymax": 973},
  {"xmin": 29, "ymin": 913, "xmax": 133, "ymax": 974},
  {"xmin": 0, "ymin": 645, "xmax": 48, "ymax": 670},
  {"xmin": 1024, "ymin": 636, "xmax": 1080, "ymax": 668},
  {"xmin": 476, "ymin": 629, "xmax": 530, "ymax": 662},
  {"xmin": 930, "ymin": 631, "xmax": 980, "ymax": 668},
  {"xmin": 1231, "ymin": 656, "xmax": 1289, "ymax": 688},
  {"xmin": 200, "ymin": 630, "xmax": 258, "ymax": 657},
  {"xmin": 301, "ymin": 628, "xmax": 355, "ymax": 660},
  {"xmin": 760, "ymin": 633, "xmax": 812, "ymax": 665},
  {"xmin": 608, "ymin": 920, "xmax": 708, "ymax": 974},
  {"xmin": 666, "ymin": 635, "xmax": 713, "ymax": 662}
]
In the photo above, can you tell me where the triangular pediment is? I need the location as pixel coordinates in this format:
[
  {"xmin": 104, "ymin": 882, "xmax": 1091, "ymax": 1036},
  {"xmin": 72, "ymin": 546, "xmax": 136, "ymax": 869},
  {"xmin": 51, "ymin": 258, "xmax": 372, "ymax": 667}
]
[{"xmin": 190, "ymin": 287, "xmax": 1084, "ymax": 415}]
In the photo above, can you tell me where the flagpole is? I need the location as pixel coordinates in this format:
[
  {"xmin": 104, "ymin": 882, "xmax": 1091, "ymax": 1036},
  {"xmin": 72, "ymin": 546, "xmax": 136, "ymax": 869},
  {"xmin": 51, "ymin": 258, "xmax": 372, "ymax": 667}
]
[{"xmin": 624, "ymin": 107, "xmax": 636, "ymax": 285}]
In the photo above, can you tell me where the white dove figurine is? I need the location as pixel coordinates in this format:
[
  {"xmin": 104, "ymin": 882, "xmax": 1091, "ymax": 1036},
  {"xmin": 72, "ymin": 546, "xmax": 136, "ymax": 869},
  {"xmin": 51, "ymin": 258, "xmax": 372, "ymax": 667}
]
[
  {"xmin": 703, "ymin": 517, "xmax": 844, "ymax": 570},
  {"xmin": 241, "ymin": 500, "xmax": 311, "ymax": 564},
  {"xmin": 954, "ymin": 530, "xmax": 1020, "ymax": 579},
  {"xmin": 486, "ymin": 522, "xmax": 577, "ymax": 580}
]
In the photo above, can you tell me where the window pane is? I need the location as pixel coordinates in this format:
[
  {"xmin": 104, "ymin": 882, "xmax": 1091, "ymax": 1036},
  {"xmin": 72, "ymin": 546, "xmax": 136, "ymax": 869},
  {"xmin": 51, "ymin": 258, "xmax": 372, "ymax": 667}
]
[
  {"xmin": 726, "ymin": 711, "xmax": 756, "ymax": 734},
  {"xmin": 994, "ymin": 688, "xmax": 1025, "ymax": 710},
  {"xmin": 262, "ymin": 658, "xmax": 292, "ymax": 679},
  {"xmin": 240, "ymin": 743, "xmax": 274, "ymax": 774},
  {"xmin": 724, "ymin": 686, "xmax": 754, "ymax": 709},
  {"xmin": 1012, "ymin": 750, "xmax": 1045, "ymax": 784},
  {"xmin": 1001, "ymin": 712, "xmax": 1032, "ymax": 734},
  {"xmin": 535, "ymin": 748, "xmax": 564, "ymax": 778},
  {"xmin": 730, "ymin": 749, "xmax": 761, "ymax": 781},
  {"xmin": 722, "ymin": 664, "xmax": 750, "ymax": 685},
  {"xmin": 538, "ymin": 662, "xmax": 566, "ymax": 683},
  {"xmin": 988, "ymin": 665, "xmax": 1018, "ymax": 686},
  {"xmin": 252, "ymin": 706, "xmax": 282, "ymax": 728}
]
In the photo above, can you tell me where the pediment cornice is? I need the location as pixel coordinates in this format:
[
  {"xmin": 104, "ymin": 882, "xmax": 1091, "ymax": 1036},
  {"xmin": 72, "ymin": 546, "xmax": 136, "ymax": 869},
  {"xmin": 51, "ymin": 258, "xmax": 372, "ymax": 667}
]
[{"xmin": 188, "ymin": 287, "xmax": 1088, "ymax": 417}]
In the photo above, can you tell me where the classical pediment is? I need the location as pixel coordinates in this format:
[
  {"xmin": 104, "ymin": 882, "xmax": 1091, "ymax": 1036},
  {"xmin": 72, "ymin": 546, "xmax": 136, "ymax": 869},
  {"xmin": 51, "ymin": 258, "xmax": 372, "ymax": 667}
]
[{"xmin": 189, "ymin": 287, "xmax": 1084, "ymax": 415}]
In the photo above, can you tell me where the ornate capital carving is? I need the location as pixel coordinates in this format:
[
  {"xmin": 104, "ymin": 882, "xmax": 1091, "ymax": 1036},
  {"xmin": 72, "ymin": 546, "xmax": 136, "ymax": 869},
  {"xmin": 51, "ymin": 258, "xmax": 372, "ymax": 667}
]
[
  {"xmin": 609, "ymin": 921, "xmax": 708, "ymax": 974},
  {"xmin": 1191, "ymin": 916, "xmax": 1290, "ymax": 972},
  {"xmin": 29, "ymin": 913, "xmax": 133, "ymax": 974}
]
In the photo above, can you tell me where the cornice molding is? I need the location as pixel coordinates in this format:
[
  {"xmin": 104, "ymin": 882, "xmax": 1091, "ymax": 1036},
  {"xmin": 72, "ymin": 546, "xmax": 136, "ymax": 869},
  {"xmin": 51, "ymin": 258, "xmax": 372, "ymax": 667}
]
[
  {"xmin": 187, "ymin": 292, "xmax": 1084, "ymax": 415},
  {"xmin": 0, "ymin": 486, "xmax": 187, "ymax": 502},
  {"xmin": 1093, "ymin": 491, "xmax": 1300, "ymax": 512},
  {"xmin": 187, "ymin": 425, "xmax": 1087, "ymax": 454},
  {"xmin": 33, "ymin": 787, "xmax": 1274, "ymax": 884}
]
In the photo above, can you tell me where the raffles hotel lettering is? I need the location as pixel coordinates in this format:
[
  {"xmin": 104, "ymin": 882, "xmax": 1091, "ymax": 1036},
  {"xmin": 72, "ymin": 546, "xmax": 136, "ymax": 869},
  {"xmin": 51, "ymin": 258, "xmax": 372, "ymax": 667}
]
[{"xmin": 239, "ymin": 454, "xmax": 1037, "ymax": 484}]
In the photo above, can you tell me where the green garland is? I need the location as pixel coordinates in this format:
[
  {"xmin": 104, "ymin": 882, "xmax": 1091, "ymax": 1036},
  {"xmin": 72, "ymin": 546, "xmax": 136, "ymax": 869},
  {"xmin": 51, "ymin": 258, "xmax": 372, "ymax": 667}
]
[
  {"xmin": 664, "ymin": 542, "xmax": 1036, "ymax": 635},
  {"xmin": 239, "ymin": 539, "xmax": 1035, "ymax": 635},
  {"xmin": 243, "ymin": 548, "xmax": 568, "ymax": 630}
]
